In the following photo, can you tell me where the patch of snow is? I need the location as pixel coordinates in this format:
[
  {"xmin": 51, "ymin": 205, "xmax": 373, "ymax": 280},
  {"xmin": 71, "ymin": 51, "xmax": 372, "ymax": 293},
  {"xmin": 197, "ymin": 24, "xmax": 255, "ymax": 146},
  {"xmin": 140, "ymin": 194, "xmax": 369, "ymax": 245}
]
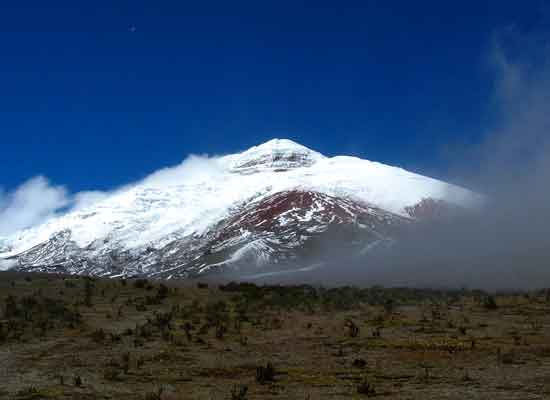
[
  {"xmin": 240, "ymin": 262, "xmax": 325, "ymax": 280},
  {"xmin": 0, "ymin": 258, "xmax": 18, "ymax": 271}
]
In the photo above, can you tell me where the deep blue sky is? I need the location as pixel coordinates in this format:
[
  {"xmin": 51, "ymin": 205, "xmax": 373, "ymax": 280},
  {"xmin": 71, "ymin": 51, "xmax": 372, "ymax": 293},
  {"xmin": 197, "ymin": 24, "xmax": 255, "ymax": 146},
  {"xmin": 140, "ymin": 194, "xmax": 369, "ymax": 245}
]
[{"xmin": 0, "ymin": 1, "xmax": 544, "ymax": 192}]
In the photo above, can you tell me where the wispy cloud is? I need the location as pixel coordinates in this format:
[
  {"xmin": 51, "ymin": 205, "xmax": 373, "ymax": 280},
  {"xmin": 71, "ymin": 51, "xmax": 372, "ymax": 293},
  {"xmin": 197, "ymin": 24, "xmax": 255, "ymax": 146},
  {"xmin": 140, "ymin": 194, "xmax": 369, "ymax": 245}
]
[{"xmin": 0, "ymin": 176, "xmax": 70, "ymax": 236}]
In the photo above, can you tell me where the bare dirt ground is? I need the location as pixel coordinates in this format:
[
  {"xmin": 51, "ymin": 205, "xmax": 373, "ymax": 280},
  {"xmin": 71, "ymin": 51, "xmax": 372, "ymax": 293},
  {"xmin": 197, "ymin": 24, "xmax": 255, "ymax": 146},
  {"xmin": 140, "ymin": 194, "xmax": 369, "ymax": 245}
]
[{"xmin": 1, "ymin": 271, "xmax": 550, "ymax": 399}]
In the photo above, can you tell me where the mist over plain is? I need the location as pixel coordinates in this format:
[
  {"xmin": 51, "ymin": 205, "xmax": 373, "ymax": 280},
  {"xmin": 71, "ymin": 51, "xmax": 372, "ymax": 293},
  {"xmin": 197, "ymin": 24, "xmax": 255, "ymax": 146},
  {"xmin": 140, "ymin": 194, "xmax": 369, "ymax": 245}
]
[{"xmin": 288, "ymin": 34, "xmax": 550, "ymax": 291}]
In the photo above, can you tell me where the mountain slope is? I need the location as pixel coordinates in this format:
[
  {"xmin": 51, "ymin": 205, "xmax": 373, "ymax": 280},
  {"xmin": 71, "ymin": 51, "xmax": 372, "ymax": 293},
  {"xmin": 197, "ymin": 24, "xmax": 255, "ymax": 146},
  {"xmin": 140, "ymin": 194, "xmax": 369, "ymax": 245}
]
[{"xmin": 0, "ymin": 139, "xmax": 480, "ymax": 278}]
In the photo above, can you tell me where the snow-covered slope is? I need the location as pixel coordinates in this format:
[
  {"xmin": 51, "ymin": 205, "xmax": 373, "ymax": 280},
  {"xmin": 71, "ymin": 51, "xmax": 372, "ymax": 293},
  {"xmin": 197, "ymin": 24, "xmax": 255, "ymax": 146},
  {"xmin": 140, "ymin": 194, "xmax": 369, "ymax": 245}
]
[{"xmin": 0, "ymin": 139, "xmax": 480, "ymax": 277}]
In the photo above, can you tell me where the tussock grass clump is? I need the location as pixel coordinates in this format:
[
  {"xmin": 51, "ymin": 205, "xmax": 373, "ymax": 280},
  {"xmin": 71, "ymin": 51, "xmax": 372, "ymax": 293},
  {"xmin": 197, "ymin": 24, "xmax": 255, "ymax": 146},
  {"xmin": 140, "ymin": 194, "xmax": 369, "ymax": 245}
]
[{"xmin": 256, "ymin": 362, "xmax": 276, "ymax": 384}]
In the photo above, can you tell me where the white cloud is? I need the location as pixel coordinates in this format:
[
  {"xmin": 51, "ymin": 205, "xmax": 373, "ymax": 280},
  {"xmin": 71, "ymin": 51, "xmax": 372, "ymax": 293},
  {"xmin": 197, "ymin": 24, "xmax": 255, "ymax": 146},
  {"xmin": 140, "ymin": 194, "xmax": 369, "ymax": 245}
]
[
  {"xmin": 0, "ymin": 177, "xmax": 112, "ymax": 237},
  {"xmin": 141, "ymin": 154, "xmax": 224, "ymax": 187},
  {"xmin": 72, "ymin": 191, "xmax": 110, "ymax": 211},
  {"xmin": 0, "ymin": 176, "xmax": 70, "ymax": 236}
]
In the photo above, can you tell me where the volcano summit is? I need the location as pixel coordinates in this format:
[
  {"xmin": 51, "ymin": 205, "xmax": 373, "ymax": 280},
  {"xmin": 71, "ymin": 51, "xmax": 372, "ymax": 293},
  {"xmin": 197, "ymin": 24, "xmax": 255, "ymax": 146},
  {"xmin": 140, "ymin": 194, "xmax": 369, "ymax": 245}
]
[{"xmin": 0, "ymin": 139, "xmax": 478, "ymax": 279}]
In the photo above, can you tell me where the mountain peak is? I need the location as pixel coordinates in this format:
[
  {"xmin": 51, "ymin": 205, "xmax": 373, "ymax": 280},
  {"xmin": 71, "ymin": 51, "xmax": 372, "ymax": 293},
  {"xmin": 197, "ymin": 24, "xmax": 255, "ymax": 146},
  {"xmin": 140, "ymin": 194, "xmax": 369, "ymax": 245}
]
[
  {"xmin": 254, "ymin": 138, "xmax": 315, "ymax": 151},
  {"xmin": 227, "ymin": 138, "xmax": 324, "ymax": 173}
]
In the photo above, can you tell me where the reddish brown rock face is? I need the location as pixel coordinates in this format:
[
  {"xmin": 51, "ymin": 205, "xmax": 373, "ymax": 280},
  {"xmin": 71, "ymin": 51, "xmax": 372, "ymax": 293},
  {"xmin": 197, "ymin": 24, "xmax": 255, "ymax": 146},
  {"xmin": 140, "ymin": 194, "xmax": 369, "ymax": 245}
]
[{"xmin": 214, "ymin": 190, "xmax": 403, "ymax": 241}]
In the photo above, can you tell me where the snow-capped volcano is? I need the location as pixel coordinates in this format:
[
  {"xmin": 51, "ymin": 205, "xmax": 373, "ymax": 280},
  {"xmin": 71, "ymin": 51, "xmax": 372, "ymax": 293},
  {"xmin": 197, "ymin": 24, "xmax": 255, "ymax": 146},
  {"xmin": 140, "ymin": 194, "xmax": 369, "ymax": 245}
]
[{"xmin": 0, "ymin": 139, "xmax": 480, "ymax": 278}]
